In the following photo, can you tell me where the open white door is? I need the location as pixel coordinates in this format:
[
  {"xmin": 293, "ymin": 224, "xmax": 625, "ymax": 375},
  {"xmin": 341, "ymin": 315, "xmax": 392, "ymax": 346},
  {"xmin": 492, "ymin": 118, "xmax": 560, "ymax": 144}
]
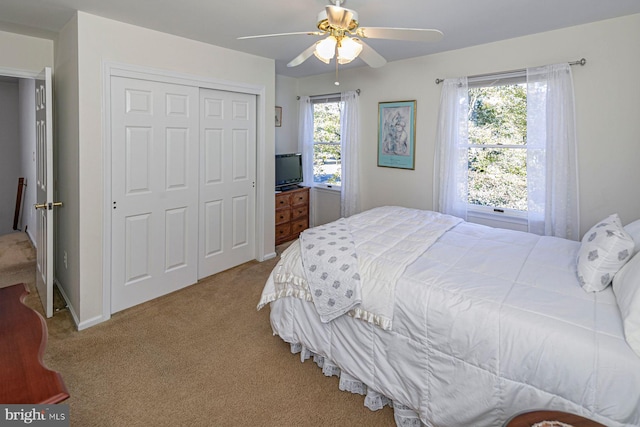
[{"xmin": 34, "ymin": 67, "xmax": 56, "ymax": 318}]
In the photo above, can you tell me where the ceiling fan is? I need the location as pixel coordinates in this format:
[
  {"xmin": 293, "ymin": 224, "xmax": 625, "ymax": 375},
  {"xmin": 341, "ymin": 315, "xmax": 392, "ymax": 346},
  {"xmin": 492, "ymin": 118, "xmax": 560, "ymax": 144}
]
[{"xmin": 238, "ymin": 0, "xmax": 443, "ymax": 69}]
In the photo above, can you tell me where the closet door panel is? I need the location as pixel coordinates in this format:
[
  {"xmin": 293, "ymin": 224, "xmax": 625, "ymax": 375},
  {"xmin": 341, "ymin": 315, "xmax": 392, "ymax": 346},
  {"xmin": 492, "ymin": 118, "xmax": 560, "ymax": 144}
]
[
  {"xmin": 111, "ymin": 77, "xmax": 199, "ymax": 314},
  {"xmin": 198, "ymin": 89, "xmax": 256, "ymax": 279}
]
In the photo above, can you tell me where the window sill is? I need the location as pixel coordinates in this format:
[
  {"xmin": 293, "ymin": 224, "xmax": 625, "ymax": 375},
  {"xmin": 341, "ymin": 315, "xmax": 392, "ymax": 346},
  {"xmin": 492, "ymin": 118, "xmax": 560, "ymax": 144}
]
[
  {"xmin": 467, "ymin": 206, "xmax": 528, "ymax": 231},
  {"xmin": 313, "ymin": 184, "xmax": 341, "ymax": 193}
]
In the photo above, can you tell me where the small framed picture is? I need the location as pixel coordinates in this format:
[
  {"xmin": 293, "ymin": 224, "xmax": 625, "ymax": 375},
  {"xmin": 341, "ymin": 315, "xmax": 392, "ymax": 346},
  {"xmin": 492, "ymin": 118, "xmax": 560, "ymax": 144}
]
[
  {"xmin": 377, "ymin": 100, "xmax": 416, "ymax": 170},
  {"xmin": 275, "ymin": 106, "xmax": 282, "ymax": 127}
]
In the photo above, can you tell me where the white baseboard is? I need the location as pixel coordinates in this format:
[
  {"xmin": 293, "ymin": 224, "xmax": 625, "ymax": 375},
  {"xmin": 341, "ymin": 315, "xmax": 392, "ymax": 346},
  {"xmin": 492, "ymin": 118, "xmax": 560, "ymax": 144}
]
[
  {"xmin": 262, "ymin": 251, "xmax": 277, "ymax": 261},
  {"xmin": 26, "ymin": 229, "xmax": 36, "ymax": 248},
  {"xmin": 53, "ymin": 278, "xmax": 79, "ymax": 328},
  {"xmin": 76, "ymin": 314, "xmax": 109, "ymax": 331},
  {"xmin": 54, "ymin": 279, "xmax": 110, "ymax": 330}
]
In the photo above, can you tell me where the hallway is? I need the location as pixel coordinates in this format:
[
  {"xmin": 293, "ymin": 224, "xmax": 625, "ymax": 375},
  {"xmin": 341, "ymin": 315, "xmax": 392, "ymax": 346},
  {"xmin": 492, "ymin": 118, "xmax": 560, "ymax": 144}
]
[{"xmin": 0, "ymin": 231, "xmax": 35, "ymax": 289}]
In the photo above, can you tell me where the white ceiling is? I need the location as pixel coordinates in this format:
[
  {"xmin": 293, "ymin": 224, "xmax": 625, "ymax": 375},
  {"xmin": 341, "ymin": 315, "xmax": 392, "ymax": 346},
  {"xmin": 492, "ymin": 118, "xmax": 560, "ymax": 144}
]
[{"xmin": 1, "ymin": 0, "xmax": 639, "ymax": 78}]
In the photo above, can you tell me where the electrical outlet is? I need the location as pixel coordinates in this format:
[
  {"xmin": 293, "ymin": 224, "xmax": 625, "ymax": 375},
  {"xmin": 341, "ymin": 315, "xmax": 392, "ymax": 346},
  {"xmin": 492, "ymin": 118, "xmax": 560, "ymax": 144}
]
[{"xmin": 64, "ymin": 251, "xmax": 68, "ymax": 269}]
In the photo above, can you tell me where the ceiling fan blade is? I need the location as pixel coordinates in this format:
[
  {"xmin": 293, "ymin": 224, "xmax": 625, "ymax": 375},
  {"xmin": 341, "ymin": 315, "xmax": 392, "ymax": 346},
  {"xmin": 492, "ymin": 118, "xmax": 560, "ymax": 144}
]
[
  {"xmin": 356, "ymin": 27, "xmax": 444, "ymax": 43},
  {"xmin": 357, "ymin": 40, "xmax": 387, "ymax": 68},
  {"xmin": 287, "ymin": 43, "xmax": 318, "ymax": 67},
  {"xmin": 326, "ymin": 5, "xmax": 354, "ymax": 30},
  {"xmin": 238, "ymin": 31, "xmax": 322, "ymax": 40}
]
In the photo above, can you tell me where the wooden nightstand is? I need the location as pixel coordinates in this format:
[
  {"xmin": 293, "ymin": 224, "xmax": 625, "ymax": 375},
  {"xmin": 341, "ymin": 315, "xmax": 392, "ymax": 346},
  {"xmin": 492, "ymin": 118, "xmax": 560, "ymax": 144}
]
[
  {"xmin": 275, "ymin": 186, "xmax": 309, "ymax": 245},
  {"xmin": 505, "ymin": 410, "xmax": 606, "ymax": 427}
]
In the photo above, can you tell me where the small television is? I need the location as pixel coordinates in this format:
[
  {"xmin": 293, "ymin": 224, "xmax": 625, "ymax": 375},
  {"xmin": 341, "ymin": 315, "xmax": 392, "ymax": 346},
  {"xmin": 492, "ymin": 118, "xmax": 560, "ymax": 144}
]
[{"xmin": 275, "ymin": 153, "xmax": 303, "ymax": 191}]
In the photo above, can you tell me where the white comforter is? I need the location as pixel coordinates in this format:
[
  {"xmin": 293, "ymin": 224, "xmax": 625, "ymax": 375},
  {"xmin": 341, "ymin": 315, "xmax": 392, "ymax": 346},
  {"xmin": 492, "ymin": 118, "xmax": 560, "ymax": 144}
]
[
  {"xmin": 262, "ymin": 207, "xmax": 640, "ymax": 426},
  {"xmin": 261, "ymin": 206, "xmax": 461, "ymax": 329}
]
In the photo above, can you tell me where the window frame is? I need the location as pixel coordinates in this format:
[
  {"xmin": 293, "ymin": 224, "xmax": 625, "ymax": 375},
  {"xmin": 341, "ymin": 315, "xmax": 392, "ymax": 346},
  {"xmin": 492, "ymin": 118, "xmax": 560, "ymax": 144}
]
[
  {"xmin": 466, "ymin": 71, "xmax": 528, "ymax": 220},
  {"xmin": 311, "ymin": 95, "xmax": 342, "ymax": 190}
]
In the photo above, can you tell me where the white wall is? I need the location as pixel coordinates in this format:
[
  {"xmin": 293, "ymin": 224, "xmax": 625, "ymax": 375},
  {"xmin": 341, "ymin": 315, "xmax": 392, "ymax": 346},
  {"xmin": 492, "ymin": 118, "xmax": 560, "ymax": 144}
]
[
  {"xmin": 18, "ymin": 79, "xmax": 36, "ymax": 241},
  {"xmin": 294, "ymin": 13, "xmax": 640, "ymax": 237},
  {"xmin": 313, "ymin": 188, "xmax": 341, "ymax": 227},
  {"xmin": 0, "ymin": 30, "xmax": 54, "ymax": 74},
  {"xmin": 275, "ymin": 74, "xmax": 299, "ymax": 154},
  {"xmin": 54, "ymin": 14, "xmax": 80, "ymax": 318},
  {"xmin": 55, "ymin": 12, "xmax": 276, "ymax": 328},
  {"xmin": 0, "ymin": 81, "xmax": 20, "ymax": 235}
]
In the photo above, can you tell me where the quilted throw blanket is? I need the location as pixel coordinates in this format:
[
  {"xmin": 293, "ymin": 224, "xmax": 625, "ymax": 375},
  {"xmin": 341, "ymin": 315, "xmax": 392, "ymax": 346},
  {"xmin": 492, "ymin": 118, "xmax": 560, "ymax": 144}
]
[
  {"xmin": 258, "ymin": 206, "xmax": 462, "ymax": 329},
  {"xmin": 299, "ymin": 219, "xmax": 361, "ymax": 323}
]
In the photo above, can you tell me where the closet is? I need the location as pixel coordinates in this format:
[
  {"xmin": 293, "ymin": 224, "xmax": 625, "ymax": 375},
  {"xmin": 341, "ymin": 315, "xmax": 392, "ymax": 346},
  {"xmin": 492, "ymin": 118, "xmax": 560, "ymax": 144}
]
[{"xmin": 110, "ymin": 75, "xmax": 256, "ymax": 313}]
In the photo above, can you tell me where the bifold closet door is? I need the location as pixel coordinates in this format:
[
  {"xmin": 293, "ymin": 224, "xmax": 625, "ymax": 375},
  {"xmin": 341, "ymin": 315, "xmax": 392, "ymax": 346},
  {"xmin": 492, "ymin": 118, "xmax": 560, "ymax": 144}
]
[
  {"xmin": 111, "ymin": 77, "xmax": 199, "ymax": 313},
  {"xmin": 198, "ymin": 89, "xmax": 256, "ymax": 279}
]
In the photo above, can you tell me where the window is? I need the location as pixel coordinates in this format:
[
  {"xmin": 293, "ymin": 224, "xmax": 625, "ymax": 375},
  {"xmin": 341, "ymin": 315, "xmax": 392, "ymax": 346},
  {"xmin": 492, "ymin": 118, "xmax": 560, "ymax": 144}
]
[
  {"xmin": 436, "ymin": 64, "xmax": 578, "ymax": 238},
  {"xmin": 312, "ymin": 98, "xmax": 341, "ymax": 187},
  {"xmin": 467, "ymin": 75, "xmax": 527, "ymax": 214}
]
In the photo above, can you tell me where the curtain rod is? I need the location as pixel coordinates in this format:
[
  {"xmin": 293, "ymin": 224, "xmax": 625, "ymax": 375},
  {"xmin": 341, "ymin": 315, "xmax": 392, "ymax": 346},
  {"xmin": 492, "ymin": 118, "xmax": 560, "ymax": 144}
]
[
  {"xmin": 297, "ymin": 88, "xmax": 360, "ymax": 100},
  {"xmin": 434, "ymin": 58, "xmax": 586, "ymax": 84}
]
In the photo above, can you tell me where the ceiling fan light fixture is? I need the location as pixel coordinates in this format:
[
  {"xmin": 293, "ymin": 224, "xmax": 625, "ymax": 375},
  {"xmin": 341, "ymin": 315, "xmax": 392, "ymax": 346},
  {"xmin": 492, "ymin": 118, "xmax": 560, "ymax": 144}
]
[
  {"xmin": 326, "ymin": 5, "xmax": 355, "ymax": 30},
  {"xmin": 239, "ymin": 0, "xmax": 442, "ymax": 70},
  {"xmin": 314, "ymin": 36, "xmax": 337, "ymax": 63},
  {"xmin": 337, "ymin": 36, "xmax": 363, "ymax": 64}
]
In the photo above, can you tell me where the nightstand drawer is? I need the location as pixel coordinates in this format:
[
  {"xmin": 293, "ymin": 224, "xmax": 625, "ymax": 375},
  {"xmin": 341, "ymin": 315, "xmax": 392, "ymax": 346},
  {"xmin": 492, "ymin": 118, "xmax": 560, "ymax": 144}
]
[
  {"xmin": 291, "ymin": 191, "xmax": 308, "ymax": 206},
  {"xmin": 291, "ymin": 205, "xmax": 308, "ymax": 220},
  {"xmin": 275, "ymin": 209, "xmax": 291, "ymax": 225},
  {"xmin": 276, "ymin": 223, "xmax": 291, "ymax": 240},
  {"xmin": 291, "ymin": 218, "xmax": 309, "ymax": 235},
  {"xmin": 275, "ymin": 193, "xmax": 291, "ymax": 208}
]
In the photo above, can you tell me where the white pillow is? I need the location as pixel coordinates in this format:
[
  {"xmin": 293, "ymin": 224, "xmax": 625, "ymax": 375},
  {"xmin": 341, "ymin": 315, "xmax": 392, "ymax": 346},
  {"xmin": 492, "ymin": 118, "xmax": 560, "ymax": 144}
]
[
  {"xmin": 577, "ymin": 214, "xmax": 635, "ymax": 292},
  {"xmin": 624, "ymin": 219, "xmax": 640, "ymax": 256},
  {"xmin": 613, "ymin": 252, "xmax": 640, "ymax": 357}
]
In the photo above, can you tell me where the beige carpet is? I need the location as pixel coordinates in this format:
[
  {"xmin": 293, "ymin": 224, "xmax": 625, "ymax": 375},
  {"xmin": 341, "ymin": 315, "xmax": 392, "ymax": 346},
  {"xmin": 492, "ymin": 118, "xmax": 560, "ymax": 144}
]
[
  {"xmin": 0, "ymin": 231, "xmax": 36, "ymax": 290},
  {"xmin": 0, "ymin": 234, "xmax": 395, "ymax": 426}
]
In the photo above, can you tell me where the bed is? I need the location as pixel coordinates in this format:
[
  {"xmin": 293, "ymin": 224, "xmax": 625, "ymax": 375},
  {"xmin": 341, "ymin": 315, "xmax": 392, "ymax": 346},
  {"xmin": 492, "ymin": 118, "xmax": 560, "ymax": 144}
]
[{"xmin": 257, "ymin": 206, "xmax": 640, "ymax": 427}]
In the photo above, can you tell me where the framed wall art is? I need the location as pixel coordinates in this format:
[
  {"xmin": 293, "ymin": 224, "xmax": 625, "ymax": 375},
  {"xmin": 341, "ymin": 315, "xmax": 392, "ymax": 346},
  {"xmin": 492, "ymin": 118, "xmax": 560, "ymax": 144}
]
[
  {"xmin": 275, "ymin": 106, "xmax": 282, "ymax": 127},
  {"xmin": 377, "ymin": 100, "xmax": 416, "ymax": 169}
]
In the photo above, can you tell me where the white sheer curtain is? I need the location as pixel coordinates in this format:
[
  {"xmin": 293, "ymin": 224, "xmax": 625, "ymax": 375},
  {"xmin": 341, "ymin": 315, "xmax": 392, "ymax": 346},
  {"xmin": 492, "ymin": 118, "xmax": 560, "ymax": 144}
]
[
  {"xmin": 434, "ymin": 77, "xmax": 469, "ymax": 220},
  {"xmin": 527, "ymin": 63, "xmax": 580, "ymax": 240},
  {"xmin": 340, "ymin": 91, "xmax": 360, "ymax": 217},
  {"xmin": 298, "ymin": 96, "xmax": 314, "ymax": 188}
]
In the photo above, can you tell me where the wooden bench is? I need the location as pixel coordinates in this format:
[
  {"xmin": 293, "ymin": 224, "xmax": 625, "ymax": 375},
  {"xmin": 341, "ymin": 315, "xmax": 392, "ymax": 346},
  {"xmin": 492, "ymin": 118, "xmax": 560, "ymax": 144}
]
[{"xmin": 0, "ymin": 283, "xmax": 69, "ymax": 404}]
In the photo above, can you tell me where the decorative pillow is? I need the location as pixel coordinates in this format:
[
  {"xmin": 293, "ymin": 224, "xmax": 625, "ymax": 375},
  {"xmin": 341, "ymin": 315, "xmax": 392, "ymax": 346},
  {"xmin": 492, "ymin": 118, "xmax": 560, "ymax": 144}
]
[
  {"xmin": 576, "ymin": 214, "xmax": 635, "ymax": 292},
  {"xmin": 612, "ymin": 252, "xmax": 640, "ymax": 357},
  {"xmin": 624, "ymin": 219, "xmax": 640, "ymax": 256}
]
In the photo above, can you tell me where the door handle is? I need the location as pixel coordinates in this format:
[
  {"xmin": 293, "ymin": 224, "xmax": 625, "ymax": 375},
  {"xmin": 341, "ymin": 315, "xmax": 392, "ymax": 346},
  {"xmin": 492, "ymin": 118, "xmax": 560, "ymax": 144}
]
[{"xmin": 34, "ymin": 202, "xmax": 63, "ymax": 210}]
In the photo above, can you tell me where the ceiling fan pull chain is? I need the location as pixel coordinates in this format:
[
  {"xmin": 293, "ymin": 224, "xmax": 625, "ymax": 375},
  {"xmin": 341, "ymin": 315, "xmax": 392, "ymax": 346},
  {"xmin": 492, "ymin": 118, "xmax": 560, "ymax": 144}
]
[{"xmin": 335, "ymin": 47, "xmax": 340, "ymax": 85}]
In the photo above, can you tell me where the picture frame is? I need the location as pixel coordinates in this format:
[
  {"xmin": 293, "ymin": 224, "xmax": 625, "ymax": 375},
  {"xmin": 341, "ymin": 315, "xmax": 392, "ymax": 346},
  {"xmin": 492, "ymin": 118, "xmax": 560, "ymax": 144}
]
[
  {"xmin": 377, "ymin": 100, "xmax": 416, "ymax": 170},
  {"xmin": 275, "ymin": 106, "xmax": 282, "ymax": 127}
]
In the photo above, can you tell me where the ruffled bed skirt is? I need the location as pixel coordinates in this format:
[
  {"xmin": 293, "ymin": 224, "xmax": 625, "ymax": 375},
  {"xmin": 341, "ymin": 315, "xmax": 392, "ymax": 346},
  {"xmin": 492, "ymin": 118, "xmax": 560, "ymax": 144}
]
[{"xmin": 289, "ymin": 342, "xmax": 424, "ymax": 427}]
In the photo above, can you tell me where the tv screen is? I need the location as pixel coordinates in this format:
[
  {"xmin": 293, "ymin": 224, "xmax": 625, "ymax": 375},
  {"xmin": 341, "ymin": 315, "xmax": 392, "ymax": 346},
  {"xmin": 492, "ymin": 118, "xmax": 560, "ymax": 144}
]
[{"xmin": 275, "ymin": 153, "xmax": 303, "ymax": 190}]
